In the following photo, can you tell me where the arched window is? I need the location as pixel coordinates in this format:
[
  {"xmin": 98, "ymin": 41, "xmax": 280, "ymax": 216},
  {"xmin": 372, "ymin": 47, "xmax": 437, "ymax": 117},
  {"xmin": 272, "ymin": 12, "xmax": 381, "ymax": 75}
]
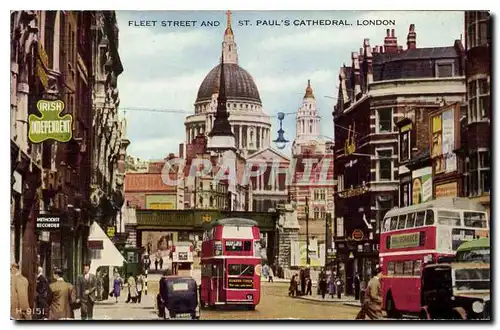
[
  {"xmin": 210, "ymin": 196, "xmax": 214, "ymax": 207},
  {"xmin": 310, "ymin": 120, "xmax": 313, "ymax": 133},
  {"xmin": 199, "ymin": 196, "xmax": 203, "ymax": 206}
]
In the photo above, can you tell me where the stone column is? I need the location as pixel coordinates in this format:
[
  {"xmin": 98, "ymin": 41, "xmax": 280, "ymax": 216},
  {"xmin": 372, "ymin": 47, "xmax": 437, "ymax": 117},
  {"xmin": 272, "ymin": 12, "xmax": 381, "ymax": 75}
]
[
  {"xmin": 238, "ymin": 125, "xmax": 243, "ymax": 149},
  {"xmin": 277, "ymin": 204, "xmax": 300, "ymax": 278}
]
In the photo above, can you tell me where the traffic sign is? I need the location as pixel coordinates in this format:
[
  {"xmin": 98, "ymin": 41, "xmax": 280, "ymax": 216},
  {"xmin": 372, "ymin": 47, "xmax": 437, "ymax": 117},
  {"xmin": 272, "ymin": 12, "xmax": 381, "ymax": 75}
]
[{"xmin": 352, "ymin": 229, "xmax": 364, "ymax": 241}]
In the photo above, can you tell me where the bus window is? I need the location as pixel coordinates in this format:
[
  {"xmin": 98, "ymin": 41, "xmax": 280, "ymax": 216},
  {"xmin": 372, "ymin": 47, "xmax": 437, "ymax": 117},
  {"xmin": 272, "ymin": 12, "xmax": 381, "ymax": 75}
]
[
  {"xmin": 387, "ymin": 262, "xmax": 395, "ymax": 275},
  {"xmin": 464, "ymin": 212, "xmax": 488, "ymax": 228},
  {"xmin": 406, "ymin": 213, "xmax": 416, "ymax": 228},
  {"xmin": 415, "ymin": 211, "xmax": 425, "ymax": 227},
  {"xmin": 390, "ymin": 216, "xmax": 398, "ymax": 230},
  {"xmin": 437, "ymin": 210, "xmax": 460, "ymax": 226},
  {"xmin": 383, "ymin": 218, "xmax": 391, "ymax": 232},
  {"xmin": 403, "ymin": 261, "xmax": 413, "ymax": 276},
  {"xmin": 244, "ymin": 241, "xmax": 252, "ymax": 251},
  {"xmin": 397, "ymin": 215, "xmax": 407, "ymax": 229},
  {"xmin": 395, "ymin": 262, "xmax": 404, "ymax": 275},
  {"xmin": 413, "ymin": 260, "xmax": 422, "ymax": 277},
  {"xmin": 228, "ymin": 264, "xmax": 255, "ymax": 276},
  {"xmin": 425, "ymin": 210, "xmax": 435, "ymax": 225}
]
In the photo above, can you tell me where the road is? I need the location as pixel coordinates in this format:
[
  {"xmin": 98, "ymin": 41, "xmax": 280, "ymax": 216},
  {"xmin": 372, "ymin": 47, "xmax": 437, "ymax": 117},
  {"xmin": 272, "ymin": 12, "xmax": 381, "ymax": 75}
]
[{"xmin": 78, "ymin": 278, "xmax": 360, "ymax": 320}]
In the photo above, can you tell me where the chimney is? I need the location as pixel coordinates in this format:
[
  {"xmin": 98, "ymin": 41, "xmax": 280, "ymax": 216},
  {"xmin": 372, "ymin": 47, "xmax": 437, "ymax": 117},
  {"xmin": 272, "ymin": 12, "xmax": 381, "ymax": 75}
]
[
  {"xmin": 179, "ymin": 143, "xmax": 184, "ymax": 159},
  {"xmin": 364, "ymin": 38, "xmax": 373, "ymax": 85},
  {"xmin": 384, "ymin": 28, "xmax": 398, "ymax": 53},
  {"xmin": 407, "ymin": 24, "xmax": 416, "ymax": 49},
  {"xmin": 351, "ymin": 52, "xmax": 361, "ymax": 97}
]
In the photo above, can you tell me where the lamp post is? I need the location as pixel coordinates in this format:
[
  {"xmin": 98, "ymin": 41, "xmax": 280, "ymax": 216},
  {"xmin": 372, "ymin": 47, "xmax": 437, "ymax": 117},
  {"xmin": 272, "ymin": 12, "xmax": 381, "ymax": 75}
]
[
  {"xmin": 305, "ymin": 196, "xmax": 310, "ymax": 266},
  {"xmin": 273, "ymin": 112, "xmax": 289, "ymax": 150}
]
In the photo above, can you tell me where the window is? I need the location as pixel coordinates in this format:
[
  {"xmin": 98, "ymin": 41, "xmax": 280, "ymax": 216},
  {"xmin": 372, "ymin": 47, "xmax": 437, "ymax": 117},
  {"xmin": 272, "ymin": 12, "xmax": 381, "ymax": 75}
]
[
  {"xmin": 314, "ymin": 207, "xmax": 319, "ymax": 219},
  {"xmin": 387, "ymin": 262, "xmax": 395, "ymax": 275},
  {"xmin": 320, "ymin": 209, "xmax": 326, "ymax": 220},
  {"xmin": 337, "ymin": 175, "xmax": 344, "ymax": 192},
  {"xmin": 436, "ymin": 63, "xmax": 453, "ymax": 77},
  {"xmin": 406, "ymin": 213, "xmax": 416, "ymax": 228},
  {"xmin": 376, "ymin": 108, "xmax": 393, "ymax": 133},
  {"xmin": 400, "ymin": 182, "xmax": 411, "ymax": 207},
  {"xmin": 437, "ymin": 210, "xmax": 460, "ymax": 226},
  {"xmin": 199, "ymin": 196, "xmax": 203, "ymax": 206},
  {"xmin": 377, "ymin": 149, "xmax": 393, "ymax": 181},
  {"xmin": 395, "ymin": 262, "xmax": 404, "ymax": 275},
  {"xmin": 397, "ymin": 215, "xmax": 406, "ymax": 229},
  {"xmin": 390, "ymin": 216, "xmax": 398, "ymax": 230},
  {"xmin": 425, "ymin": 210, "xmax": 435, "ymax": 225},
  {"xmin": 467, "ymin": 150, "xmax": 491, "ymax": 196},
  {"xmin": 466, "ymin": 11, "xmax": 490, "ymax": 49},
  {"xmin": 403, "ymin": 261, "xmax": 414, "ymax": 276},
  {"xmin": 468, "ymin": 78, "xmax": 490, "ymax": 122},
  {"xmin": 228, "ymin": 264, "xmax": 254, "ymax": 276},
  {"xmin": 399, "ymin": 130, "xmax": 411, "ymax": 162},
  {"xmin": 209, "ymin": 196, "xmax": 214, "ymax": 207},
  {"xmin": 336, "ymin": 217, "xmax": 344, "ymax": 237},
  {"xmin": 415, "ymin": 211, "xmax": 425, "ymax": 227},
  {"xmin": 383, "ymin": 218, "xmax": 391, "ymax": 233},
  {"xmin": 464, "ymin": 212, "xmax": 488, "ymax": 228},
  {"xmin": 413, "ymin": 260, "xmax": 422, "ymax": 277}
]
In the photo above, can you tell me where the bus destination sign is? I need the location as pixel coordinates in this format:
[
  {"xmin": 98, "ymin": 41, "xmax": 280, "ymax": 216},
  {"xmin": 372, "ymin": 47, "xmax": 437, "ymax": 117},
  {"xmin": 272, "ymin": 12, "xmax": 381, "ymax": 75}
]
[
  {"xmin": 225, "ymin": 240, "xmax": 243, "ymax": 251},
  {"xmin": 228, "ymin": 278, "xmax": 253, "ymax": 289},
  {"xmin": 389, "ymin": 232, "xmax": 421, "ymax": 249}
]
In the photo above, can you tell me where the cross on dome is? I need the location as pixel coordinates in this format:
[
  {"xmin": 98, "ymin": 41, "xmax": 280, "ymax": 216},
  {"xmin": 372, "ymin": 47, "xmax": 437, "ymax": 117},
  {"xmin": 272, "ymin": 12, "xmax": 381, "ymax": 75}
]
[{"xmin": 225, "ymin": 10, "xmax": 233, "ymax": 35}]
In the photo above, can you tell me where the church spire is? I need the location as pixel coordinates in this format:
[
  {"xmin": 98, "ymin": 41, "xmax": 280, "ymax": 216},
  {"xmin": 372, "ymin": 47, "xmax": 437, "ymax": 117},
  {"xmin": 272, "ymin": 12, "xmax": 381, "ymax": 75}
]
[
  {"xmin": 221, "ymin": 10, "xmax": 238, "ymax": 64},
  {"xmin": 304, "ymin": 79, "xmax": 315, "ymax": 99},
  {"xmin": 208, "ymin": 53, "xmax": 234, "ymax": 140}
]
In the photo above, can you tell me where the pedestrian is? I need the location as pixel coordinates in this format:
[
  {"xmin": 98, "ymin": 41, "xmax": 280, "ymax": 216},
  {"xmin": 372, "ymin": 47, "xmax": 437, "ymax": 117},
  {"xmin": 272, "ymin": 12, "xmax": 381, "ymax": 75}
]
[
  {"xmin": 354, "ymin": 272, "xmax": 361, "ymax": 301},
  {"xmin": 319, "ymin": 276, "xmax": 327, "ymax": 299},
  {"xmin": 288, "ymin": 275, "xmax": 297, "ymax": 297},
  {"xmin": 335, "ymin": 274, "xmax": 343, "ymax": 299},
  {"xmin": 47, "ymin": 268, "xmax": 76, "ymax": 320},
  {"xmin": 159, "ymin": 257, "xmax": 164, "ymax": 270},
  {"xmin": 35, "ymin": 266, "xmax": 49, "ymax": 320},
  {"xmin": 96, "ymin": 270, "xmax": 104, "ymax": 301},
  {"xmin": 126, "ymin": 273, "xmax": 138, "ymax": 303},
  {"xmin": 158, "ymin": 270, "xmax": 170, "ymax": 318},
  {"xmin": 305, "ymin": 276, "xmax": 312, "ymax": 295},
  {"xmin": 75, "ymin": 261, "xmax": 97, "ymax": 320},
  {"xmin": 299, "ymin": 269, "xmax": 306, "ymax": 295},
  {"xmin": 155, "ymin": 259, "xmax": 159, "ymax": 271},
  {"xmin": 10, "ymin": 263, "xmax": 31, "ymax": 320},
  {"xmin": 262, "ymin": 263, "xmax": 269, "ymax": 280},
  {"xmin": 136, "ymin": 273, "xmax": 145, "ymax": 303},
  {"xmin": 356, "ymin": 266, "xmax": 383, "ymax": 320},
  {"xmin": 328, "ymin": 274, "xmax": 336, "ymax": 298},
  {"xmin": 111, "ymin": 273, "xmax": 123, "ymax": 303},
  {"xmin": 268, "ymin": 267, "xmax": 274, "ymax": 283}
]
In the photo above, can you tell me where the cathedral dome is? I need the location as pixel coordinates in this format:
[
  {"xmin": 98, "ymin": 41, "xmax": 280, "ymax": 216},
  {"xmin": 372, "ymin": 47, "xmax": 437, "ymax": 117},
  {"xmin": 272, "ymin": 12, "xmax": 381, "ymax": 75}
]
[{"xmin": 195, "ymin": 63, "xmax": 262, "ymax": 104}]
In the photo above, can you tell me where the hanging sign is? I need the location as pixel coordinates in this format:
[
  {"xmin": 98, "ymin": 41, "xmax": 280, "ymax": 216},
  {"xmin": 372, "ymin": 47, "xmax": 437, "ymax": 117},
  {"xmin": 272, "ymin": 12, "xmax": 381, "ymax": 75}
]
[
  {"xmin": 29, "ymin": 100, "xmax": 73, "ymax": 143},
  {"xmin": 352, "ymin": 229, "xmax": 364, "ymax": 241}
]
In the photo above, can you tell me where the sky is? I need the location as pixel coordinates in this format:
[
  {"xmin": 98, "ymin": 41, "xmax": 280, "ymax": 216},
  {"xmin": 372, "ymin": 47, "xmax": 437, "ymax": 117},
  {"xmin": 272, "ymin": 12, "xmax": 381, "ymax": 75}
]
[{"xmin": 115, "ymin": 10, "xmax": 464, "ymax": 160}]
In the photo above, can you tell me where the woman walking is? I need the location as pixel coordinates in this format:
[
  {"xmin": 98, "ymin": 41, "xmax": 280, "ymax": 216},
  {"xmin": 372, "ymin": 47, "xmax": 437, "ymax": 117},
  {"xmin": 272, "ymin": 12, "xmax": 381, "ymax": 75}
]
[
  {"xmin": 112, "ymin": 273, "xmax": 123, "ymax": 303},
  {"xmin": 328, "ymin": 274, "xmax": 336, "ymax": 298},
  {"xmin": 126, "ymin": 273, "xmax": 138, "ymax": 303}
]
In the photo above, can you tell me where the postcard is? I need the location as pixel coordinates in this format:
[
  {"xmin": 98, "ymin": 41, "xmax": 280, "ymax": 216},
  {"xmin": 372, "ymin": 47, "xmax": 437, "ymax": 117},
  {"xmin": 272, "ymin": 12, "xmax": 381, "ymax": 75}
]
[{"xmin": 10, "ymin": 10, "xmax": 490, "ymax": 321}]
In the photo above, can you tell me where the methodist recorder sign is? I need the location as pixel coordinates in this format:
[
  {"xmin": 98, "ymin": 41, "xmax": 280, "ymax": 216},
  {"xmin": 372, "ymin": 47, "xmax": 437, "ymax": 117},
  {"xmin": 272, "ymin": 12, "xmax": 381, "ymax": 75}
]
[{"xmin": 36, "ymin": 215, "xmax": 62, "ymax": 230}]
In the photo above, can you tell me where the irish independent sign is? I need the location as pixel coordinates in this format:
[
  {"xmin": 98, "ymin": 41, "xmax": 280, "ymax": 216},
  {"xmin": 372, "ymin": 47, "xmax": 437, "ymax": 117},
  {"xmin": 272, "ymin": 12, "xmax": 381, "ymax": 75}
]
[
  {"xmin": 28, "ymin": 100, "xmax": 73, "ymax": 143},
  {"xmin": 36, "ymin": 215, "xmax": 61, "ymax": 230}
]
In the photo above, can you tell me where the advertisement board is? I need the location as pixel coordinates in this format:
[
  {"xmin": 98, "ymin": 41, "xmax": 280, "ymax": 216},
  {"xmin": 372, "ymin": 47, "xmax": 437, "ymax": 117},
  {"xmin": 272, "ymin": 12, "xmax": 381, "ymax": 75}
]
[
  {"xmin": 145, "ymin": 194, "xmax": 176, "ymax": 209},
  {"xmin": 36, "ymin": 214, "xmax": 62, "ymax": 230},
  {"xmin": 435, "ymin": 181, "xmax": 458, "ymax": 199},
  {"xmin": 412, "ymin": 166, "xmax": 432, "ymax": 204},
  {"xmin": 388, "ymin": 232, "xmax": 422, "ymax": 249},
  {"xmin": 430, "ymin": 106, "xmax": 457, "ymax": 174},
  {"xmin": 228, "ymin": 278, "xmax": 253, "ymax": 289}
]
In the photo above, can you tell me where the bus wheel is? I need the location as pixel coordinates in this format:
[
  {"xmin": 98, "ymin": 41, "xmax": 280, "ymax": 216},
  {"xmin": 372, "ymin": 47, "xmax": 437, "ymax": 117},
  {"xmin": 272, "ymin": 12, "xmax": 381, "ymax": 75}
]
[{"xmin": 386, "ymin": 293, "xmax": 401, "ymax": 319}]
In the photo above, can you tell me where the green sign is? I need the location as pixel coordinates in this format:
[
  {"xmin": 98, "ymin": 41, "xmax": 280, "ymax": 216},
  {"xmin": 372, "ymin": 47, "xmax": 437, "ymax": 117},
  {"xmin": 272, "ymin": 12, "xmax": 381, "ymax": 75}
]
[
  {"xmin": 28, "ymin": 100, "xmax": 73, "ymax": 143},
  {"xmin": 389, "ymin": 232, "xmax": 421, "ymax": 249}
]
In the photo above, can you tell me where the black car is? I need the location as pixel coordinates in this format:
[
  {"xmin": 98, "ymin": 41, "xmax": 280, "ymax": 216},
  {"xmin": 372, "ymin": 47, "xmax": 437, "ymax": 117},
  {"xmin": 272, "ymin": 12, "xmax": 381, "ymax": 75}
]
[{"xmin": 158, "ymin": 275, "xmax": 199, "ymax": 320}]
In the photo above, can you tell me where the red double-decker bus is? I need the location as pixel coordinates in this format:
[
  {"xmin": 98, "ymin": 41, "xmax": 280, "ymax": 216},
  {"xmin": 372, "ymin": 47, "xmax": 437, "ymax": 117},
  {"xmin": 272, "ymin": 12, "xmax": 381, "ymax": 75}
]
[
  {"xmin": 379, "ymin": 197, "xmax": 489, "ymax": 318},
  {"xmin": 200, "ymin": 218, "xmax": 262, "ymax": 310}
]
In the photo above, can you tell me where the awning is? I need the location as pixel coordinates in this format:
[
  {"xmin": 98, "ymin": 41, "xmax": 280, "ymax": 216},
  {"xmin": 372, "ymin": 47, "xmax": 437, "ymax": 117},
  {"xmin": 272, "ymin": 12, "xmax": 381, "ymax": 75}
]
[{"xmin": 88, "ymin": 221, "xmax": 126, "ymax": 274}]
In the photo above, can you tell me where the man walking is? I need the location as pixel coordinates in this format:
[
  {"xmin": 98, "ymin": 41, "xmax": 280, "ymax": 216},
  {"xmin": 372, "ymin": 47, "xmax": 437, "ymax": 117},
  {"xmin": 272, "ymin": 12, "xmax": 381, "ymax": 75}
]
[
  {"xmin": 356, "ymin": 266, "xmax": 383, "ymax": 320},
  {"xmin": 35, "ymin": 267, "xmax": 49, "ymax": 320},
  {"xmin": 10, "ymin": 263, "xmax": 31, "ymax": 320},
  {"xmin": 136, "ymin": 273, "xmax": 145, "ymax": 303},
  {"xmin": 354, "ymin": 272, "xmax": 361, "ymax": 301},
  {"xmin": 76, "ymin": 262, "xmax": 97, "ymax": 320},
  {"xmin": 47, "ymin": 268, "xmax": 76, "ymax": 320}
]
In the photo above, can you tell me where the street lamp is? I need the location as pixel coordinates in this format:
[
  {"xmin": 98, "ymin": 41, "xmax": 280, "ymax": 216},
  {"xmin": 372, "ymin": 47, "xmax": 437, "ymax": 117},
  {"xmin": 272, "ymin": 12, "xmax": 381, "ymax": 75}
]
[
  {"xmin": 273, "ymin": 112, "xmax": 289, "ymax": 150},
  {"xmin": 305, "ymin": 196, "xmax": 310, "ymax": 266}
]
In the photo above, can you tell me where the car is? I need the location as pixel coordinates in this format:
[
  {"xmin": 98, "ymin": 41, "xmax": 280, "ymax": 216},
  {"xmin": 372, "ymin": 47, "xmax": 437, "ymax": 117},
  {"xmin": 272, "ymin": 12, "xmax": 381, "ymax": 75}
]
[{"xmin": 157, "ymin": 275, "xmax": 200, "ymax": 320}]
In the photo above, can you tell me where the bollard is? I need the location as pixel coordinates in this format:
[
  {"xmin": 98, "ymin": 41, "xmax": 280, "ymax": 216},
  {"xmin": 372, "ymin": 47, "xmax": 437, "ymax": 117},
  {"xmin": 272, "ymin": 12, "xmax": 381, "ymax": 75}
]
[{"xmin": 144, "ymin": 269, "xmax": 148, "ymax": 295}]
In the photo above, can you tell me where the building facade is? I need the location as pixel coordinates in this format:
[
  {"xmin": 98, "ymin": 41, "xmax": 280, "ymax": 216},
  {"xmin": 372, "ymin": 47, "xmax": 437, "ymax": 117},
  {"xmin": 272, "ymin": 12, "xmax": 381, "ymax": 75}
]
[
  {"xmin": 462, "ymin": 11, "xmax": 491, "ymax": 216},
  {"xmin": 89, "ymin": 11, "xmax": 128, "ymax": 255},
  {"xmin": 333, "ymin": 25, "xmax": 466, "ymax": 293}
]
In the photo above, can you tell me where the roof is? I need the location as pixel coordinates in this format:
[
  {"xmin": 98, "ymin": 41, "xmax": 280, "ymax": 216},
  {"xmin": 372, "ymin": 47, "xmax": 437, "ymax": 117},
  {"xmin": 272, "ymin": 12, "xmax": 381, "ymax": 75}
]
[
  {"xmin": 456, "ymin": 238, "xmax": 490, "ymax": 252},
  {"xmin": 384, "ymin": 197, "xmax": 487, "ymax": 218},
  {"xmin": 196, "ymin": 63, "xmax": 261, "ymax": 104},
  {"xmin": 211, "ymin": 218, "xmax": 259, "ymax": 227}
]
